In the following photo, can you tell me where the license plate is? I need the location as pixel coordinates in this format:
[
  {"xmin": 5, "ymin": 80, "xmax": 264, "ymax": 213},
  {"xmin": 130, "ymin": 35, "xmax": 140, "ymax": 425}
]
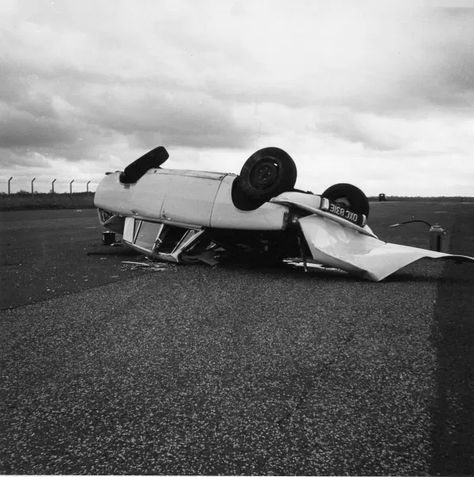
[{"xmin": 320, "ymin": 199, "xmax": 366, "ymax": 227}]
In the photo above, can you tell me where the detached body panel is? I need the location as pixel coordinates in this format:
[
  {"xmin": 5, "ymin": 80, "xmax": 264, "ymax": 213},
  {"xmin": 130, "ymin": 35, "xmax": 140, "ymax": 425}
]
[{"xmin": 298, "ymin": 215, "xmax": 473, "ymax": 281}]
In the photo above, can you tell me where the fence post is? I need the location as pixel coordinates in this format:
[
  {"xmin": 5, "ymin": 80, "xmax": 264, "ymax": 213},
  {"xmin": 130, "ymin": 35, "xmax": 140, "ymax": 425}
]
[
  {"xmin": 86, "ymin": 180, "xmax": 91, "ymax": 193},
  {"xmin": 8, "ymin": 177, "xmax": 13, "ymax": 195},
  {"xmin": 51, "ymin": 179, "xmax": 56, "ymax": 194},
  {"xmin": 69, "ymin": 179, "xmax": 74, "ymax": 195},
  {"xmin": 31, "ymin": 177, "xmax": 36, "ymax": 195}
]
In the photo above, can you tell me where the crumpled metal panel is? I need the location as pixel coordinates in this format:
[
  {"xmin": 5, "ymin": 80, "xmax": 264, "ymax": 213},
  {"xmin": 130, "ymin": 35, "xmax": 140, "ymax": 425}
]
[{"xmin": 299, "ymin": 214, "xmax": 474, "ymax": 281}]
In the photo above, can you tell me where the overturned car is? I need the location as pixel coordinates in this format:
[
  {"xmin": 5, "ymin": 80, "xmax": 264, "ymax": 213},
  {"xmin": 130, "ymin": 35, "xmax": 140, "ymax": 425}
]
[{"xmin": 94, "ymin": 146, "xmax": 473, "ymax": 281}]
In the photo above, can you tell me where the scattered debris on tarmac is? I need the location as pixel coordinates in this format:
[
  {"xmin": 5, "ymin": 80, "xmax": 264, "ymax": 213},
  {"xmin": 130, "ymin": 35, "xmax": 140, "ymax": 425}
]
[{"xmin": 120, "ymin": 259, "xmax": 175, "ymax": 272}]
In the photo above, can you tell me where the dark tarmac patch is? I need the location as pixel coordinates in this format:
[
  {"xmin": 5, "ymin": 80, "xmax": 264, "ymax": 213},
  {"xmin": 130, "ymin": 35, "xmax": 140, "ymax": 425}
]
[
  {"xmin": 430, "ymin": 211, "xmax": 474, "ymax": 475},
  {"xmin": 0, "ymin": 209, "xmax": 146, "ymax": 309}
]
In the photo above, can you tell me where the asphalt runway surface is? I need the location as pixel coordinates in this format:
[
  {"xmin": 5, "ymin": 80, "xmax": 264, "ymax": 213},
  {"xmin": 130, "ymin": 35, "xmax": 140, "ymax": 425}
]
[{"xmin": 1, "ymin": 202, "xmax": 473, "ymax": 475}]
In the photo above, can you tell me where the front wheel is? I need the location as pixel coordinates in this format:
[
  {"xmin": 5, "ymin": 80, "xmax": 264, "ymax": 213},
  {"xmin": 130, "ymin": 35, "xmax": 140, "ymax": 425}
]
[
  {"xmin": 322, "ymin": 183, "xmax": 369, "ymax": 217},
  {"xmin": 232, "ymin": 147, "xmax": 297, "ymax": 210}
]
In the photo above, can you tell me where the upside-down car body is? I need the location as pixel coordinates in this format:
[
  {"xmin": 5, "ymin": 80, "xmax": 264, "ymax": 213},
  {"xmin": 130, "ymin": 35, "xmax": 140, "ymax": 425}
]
[{"xmin": 94, "ymin": 146, "xmax": 473, "ymax": 281}]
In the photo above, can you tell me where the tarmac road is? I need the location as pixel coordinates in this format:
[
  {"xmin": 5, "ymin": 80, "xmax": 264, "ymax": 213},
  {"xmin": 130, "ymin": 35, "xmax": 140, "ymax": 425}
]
[
  {"xmin": 0, "ymin": 209, "xmax": 144, "ymax": 310},
  {"xmin": 0, "ymin": 203, "xmax": 473, "ymax": 475}
]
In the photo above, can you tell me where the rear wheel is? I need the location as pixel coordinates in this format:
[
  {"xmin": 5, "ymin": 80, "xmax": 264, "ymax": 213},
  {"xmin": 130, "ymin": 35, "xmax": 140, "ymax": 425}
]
[
  {"xmin": 232, "ymin": 147, "xmax": 297, "ymax": 210},
  {"xmin": 322, "ymin": 183, "xmax": 369, "ymax": 217}
]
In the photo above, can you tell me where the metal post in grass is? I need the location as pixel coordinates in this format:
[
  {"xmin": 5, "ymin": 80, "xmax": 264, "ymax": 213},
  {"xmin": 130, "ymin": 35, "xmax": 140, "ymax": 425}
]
[
  {"xmin": 86, "ymin": 180, "xmax": 91, "ymax": 193},
  {"xmin": 31, "ymin": 177, "xmax": 36, "ymax": 195},
  {"xmin": 51, "ymin": 179, "xmax": 56, "ymax": 193},
  {"xmin": 69, "ymin": 179, "xmax": 74, "ymax": 195},
  {"xmin": 8, "ymin": 177, "xmax": 13, "ymax": 195}
]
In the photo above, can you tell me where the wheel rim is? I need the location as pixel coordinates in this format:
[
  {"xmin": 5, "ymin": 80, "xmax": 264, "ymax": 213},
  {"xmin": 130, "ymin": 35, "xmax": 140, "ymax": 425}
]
[{"xmin": 249, "ymin": 158, "xmax": 279, "ymax": 190}]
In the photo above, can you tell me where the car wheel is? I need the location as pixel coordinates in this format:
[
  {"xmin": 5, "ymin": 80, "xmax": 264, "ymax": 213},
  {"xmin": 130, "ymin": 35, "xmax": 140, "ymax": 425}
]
[
  {"xmin": 232, "ymin": 147, "xmax": 297, "ymax": 210},
  {"xmin": 322, "ymin": 183, "xmax": 370, "ymax": 217},
  {"xmin": 120, "ymin": 146, "xmax": 169, "ymax": 184}
]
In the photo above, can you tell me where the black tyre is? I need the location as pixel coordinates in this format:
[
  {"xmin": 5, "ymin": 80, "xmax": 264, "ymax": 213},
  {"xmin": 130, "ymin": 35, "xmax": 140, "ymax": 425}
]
[
  {"xmin": 232, "ymin": 147, "xmax": 297, "ymax": 210},
  {"xmin": 322, "ymin": 183, "xmax": 370, "ymax": 217},
  {"xmin": 120, "ymin": 146, "xmax": 169, "ymax": 184}
]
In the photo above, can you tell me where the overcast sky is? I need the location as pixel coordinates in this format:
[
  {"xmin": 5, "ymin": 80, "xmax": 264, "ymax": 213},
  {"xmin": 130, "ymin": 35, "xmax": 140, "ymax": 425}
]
[{"xmin": 1, "ymin": 0, "xmax": 473, "ymax": 195}]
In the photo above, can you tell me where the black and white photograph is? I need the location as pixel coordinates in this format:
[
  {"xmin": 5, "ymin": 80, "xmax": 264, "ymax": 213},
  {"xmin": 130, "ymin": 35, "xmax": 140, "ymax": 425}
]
[{"xmin": 1, "ymin": 0, "xmax": 473, "ymax": 475}]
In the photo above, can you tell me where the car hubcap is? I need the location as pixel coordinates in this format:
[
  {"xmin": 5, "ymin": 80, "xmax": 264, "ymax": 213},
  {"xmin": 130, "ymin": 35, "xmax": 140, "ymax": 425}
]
[{"xmin": 250, "ymin": 159, "xmax": 279, "ymax": 190}]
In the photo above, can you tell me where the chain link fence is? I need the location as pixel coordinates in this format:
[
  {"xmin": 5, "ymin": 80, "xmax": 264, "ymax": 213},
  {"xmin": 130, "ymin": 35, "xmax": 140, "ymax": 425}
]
[{"xmin": 0, "ymin": 178, "xmax": 99, "ymax": 195}]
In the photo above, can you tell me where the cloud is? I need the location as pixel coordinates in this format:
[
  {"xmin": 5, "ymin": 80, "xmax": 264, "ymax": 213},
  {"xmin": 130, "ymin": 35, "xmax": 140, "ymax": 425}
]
[
  {"xmin": 199, "ymin": 2, "xmax": 474, "ymax": 117},
  {"xmin": 314, "ymin": 110, "xmax": 404, "ymax": 151},
  {"xmin": 0, "ymin": 0, "xmax": 259, "ymax": 158},
  {"xmin": 0, "ymin": 103, "xmax": 75, "ymax": 149},
  {"xmin": 0, "ymin": 0, "xmax": 473, "ymax": 195},
  {"xmin": 0, "ymin": 148, "xmax": 51, "ymax": 169},
  {"xmin": 77, "ymin": 84, "xmax": 255, "ymax": 148}
]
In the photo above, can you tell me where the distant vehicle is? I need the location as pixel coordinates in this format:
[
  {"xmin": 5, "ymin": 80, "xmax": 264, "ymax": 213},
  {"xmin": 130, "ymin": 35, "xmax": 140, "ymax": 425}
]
[{"xmin": 94, "ymin": 146, "xmax": 473, "ymax": 281}]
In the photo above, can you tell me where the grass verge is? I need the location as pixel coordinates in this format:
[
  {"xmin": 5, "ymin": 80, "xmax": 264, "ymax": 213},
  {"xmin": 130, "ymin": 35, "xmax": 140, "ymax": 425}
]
[{"xmin": 0, "ymin": 192, "xmax": 95, "ymax": 211}]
